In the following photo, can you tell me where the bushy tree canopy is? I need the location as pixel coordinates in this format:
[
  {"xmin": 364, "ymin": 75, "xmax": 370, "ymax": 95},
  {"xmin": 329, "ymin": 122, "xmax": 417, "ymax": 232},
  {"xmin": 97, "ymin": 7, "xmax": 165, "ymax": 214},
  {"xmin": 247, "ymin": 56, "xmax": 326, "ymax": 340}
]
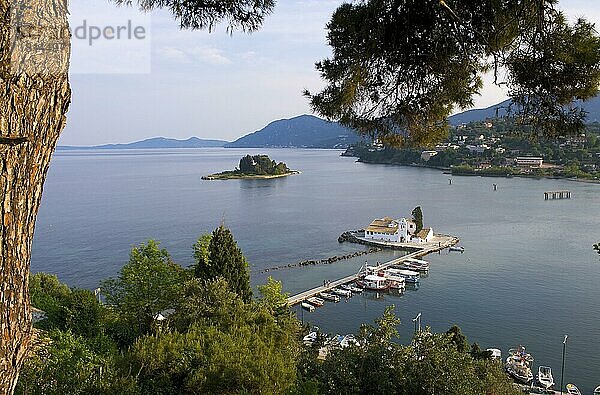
[
  {"xmin": 307, "ymin": 0, "xmax": 600, "ymax": 146},
  {"xmin": 101, "ymin": 240, "xmax": 187, "ymax": 342},
  {"xmin": 238, "ymin": 154, "xmax": 290, "ymax": 175},
  {"xmin": 114, "ymin": 0, "xmax": 275, "ymax": 32}
]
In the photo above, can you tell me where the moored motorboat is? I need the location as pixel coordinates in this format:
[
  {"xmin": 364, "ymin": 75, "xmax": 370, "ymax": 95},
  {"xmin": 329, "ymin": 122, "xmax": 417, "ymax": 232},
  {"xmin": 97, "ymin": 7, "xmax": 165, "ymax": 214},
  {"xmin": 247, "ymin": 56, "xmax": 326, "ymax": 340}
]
[
  {"xmin": 325, "ymin": 334, "xmax": 345, "ymax": 348},
  {"xmin": 505, "ymin": 357, "xmax": 533, "ymax": 383},
  {"xmin": 385, "ymin": 274, "xmax": 406, "ymax": 290},
  {"xmin": 402, "ymin": 258, "xmax": 430, "ymax": 272},
  {"xmin": 341, "ymin": 284, "xmax": 363, "ymax": 293},
  {"xmin": 339, "ymin": 334, "xmax": 360, "ymax": 348},
  {"xmin": 594, "ymin": 384, "xmax": 600, "ymax": 395},
  {"xmin": 505, "ymin": 345, "xmax": 534, "ymax": 384},
  {"xmin": 449, "ymin": 246, "xmax": 464, "ymax": 252},
  {"xmin": 303, "ymin": 327, "xmax": 319, "ymax": 345},
  {"xmin": 566, "ymin": 383, "xmax": 582, "ymax": 395},
  {"xmin": 301, "ymin": 302, "xmax": 315, "ymax": 312},
  {"xmin": 307, "ymin": 297, "xmax": 325, "ymax": 307},
  {"xmin": 358, "ymin": 274, "xmax": 390, "ymax": 290},
  {"xmin": 332, "ymin": 288, "xmax": 352, "ymax": 298},
  {"xmin": 319, "ymin": 292, "xmax": 340, "ymax": 302},
  {"xmin": 537, "ymin": 366, "xmax": 554, "ymax": 389},
  {"xmin": 385, "ymin": 268, "xmax": 420, "ymax": 283},
  {"xmin": 486, "ymin": 348, "xmax": 501, "ymax": 360}
]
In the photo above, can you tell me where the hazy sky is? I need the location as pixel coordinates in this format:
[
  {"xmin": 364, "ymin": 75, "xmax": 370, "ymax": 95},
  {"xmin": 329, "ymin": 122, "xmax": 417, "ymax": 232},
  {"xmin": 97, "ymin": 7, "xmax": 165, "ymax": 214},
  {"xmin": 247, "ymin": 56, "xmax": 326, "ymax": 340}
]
[{"xmin": 62, "ymin": 0, "xmax": 600, "ymax": 145}]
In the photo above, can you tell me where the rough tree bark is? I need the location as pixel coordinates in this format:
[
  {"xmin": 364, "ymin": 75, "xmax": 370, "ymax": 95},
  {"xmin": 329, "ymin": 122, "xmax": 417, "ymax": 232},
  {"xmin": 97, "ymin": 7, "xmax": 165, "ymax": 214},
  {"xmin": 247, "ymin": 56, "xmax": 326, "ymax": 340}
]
[{"xmin": 0, "ymin": 0, "xmax": 71, "ymax": 393}]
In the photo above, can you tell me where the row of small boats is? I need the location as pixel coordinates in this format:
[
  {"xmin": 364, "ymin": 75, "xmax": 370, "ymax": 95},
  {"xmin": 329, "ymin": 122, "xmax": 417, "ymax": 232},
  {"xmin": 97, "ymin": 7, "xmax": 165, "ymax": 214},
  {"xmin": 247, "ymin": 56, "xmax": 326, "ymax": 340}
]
[
  {"xmin": 301, "ymin": 284, "xmax": 364, "ymax": 311},
  {"xmin": 494, "ymin": 345, "xmax": 599, "ymax": 394},
  {"xmin": 303, "ymin": 327, "xmax": 360, "ymax": 349},
  {"xmin": 301, "ymin": 257, "xmax": 433, "ymax": 310}
]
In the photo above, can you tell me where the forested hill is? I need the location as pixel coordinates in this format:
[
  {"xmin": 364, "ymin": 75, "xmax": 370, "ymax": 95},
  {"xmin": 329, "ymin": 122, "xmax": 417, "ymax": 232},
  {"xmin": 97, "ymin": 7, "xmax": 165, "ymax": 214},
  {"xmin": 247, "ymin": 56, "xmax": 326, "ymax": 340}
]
[
  {"xmin": 225, "ymin": 114, "xmax": 363, "ymax": 148},
  {"xmin": 58, "ymin": 137, "xmax": 228, "ymax": 150},
  {"xmin": 449, "ymin": 96, "xmax": 600, "ymax": 125}
]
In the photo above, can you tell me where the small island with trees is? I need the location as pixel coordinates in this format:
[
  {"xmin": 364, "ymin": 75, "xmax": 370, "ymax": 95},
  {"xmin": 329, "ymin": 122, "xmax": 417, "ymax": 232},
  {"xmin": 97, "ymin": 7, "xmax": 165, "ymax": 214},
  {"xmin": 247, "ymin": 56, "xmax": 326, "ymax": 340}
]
[{"xmin": 202, "ymin": 154, "xmax": 299, "ymax": 180}]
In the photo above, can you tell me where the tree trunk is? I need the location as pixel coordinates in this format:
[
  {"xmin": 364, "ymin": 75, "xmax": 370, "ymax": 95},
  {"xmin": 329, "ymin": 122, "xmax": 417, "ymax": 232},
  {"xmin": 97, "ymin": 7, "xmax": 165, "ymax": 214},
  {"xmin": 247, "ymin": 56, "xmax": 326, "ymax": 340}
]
[{"xmin": 0, "ymin": 0, "xmax": 70, "ymax": 393}]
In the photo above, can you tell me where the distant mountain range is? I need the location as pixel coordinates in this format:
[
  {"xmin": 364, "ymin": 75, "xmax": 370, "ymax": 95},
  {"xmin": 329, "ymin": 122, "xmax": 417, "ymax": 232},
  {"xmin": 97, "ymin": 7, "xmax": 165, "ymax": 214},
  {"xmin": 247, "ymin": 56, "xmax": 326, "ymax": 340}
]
[
  {"xmin": 58, "ymin": 137, "xmax": 228, "ymax": 150},
  {"xmin": 225, "ymin": 114, "xmax": 362, "ymax": 148},
  {"xmin": 58, "ymin": 98, "xmax": 600, "ymax": 150},
  {"xmin": 448, "ymin": 96, "xmax": 600, "ymax": 125}
]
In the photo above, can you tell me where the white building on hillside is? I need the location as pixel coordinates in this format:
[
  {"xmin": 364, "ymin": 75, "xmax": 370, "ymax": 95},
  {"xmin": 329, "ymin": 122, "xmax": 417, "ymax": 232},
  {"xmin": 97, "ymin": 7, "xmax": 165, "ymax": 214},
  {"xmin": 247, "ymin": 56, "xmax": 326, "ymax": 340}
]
[{"xmin": 364, "ymin": 216, "xmax": 428, "ymax": 244}]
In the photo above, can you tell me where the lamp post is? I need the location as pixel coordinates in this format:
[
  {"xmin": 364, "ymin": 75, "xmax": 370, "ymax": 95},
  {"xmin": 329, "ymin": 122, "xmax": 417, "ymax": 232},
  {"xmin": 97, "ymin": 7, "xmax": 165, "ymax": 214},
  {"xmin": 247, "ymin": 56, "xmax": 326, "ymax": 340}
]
[
  {"xmin": 412, "ymin": 313, "xmax": 422, "ymax": 334},
  {"xmin": 560, "ymin": 334, "xmax": 568, "ymax": 394}
]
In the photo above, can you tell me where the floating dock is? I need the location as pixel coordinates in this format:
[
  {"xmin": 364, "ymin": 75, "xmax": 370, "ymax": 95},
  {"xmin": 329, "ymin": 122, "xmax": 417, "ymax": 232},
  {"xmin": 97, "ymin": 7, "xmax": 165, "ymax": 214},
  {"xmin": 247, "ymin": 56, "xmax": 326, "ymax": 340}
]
[
  {"xmin": 287, "ymin": 234, "xmax": 458, "ymax": 306},
  {"xmin": 544, "ymin": 190, "xmax": 571, "ymax": 200}
]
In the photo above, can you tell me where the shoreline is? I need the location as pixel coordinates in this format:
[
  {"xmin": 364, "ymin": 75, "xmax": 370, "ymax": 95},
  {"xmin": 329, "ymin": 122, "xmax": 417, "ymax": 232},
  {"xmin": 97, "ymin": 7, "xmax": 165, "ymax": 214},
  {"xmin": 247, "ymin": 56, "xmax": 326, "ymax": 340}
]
[
  {"xmin": 354, "ymin": 158, "xmax": 600, "ymax": 185},
  {"xmin": 202, "ymin": 170, "xmax": 301, "ymax": 180}
]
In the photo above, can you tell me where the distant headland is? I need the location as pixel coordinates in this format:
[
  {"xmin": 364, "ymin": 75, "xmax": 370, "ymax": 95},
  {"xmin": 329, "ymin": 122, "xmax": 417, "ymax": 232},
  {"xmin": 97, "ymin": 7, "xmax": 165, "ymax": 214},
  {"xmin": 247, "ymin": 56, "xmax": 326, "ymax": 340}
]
[{"xmin": 202, "ymin": 154, "xmax": 299, "ymax": 180}]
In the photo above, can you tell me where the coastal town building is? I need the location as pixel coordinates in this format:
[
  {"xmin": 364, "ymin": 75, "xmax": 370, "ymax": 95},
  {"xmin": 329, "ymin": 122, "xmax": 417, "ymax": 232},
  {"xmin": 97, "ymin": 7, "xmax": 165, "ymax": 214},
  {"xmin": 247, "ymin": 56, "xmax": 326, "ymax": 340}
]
[
  {"xmin": 420, "ymin": 150, "xmax": 438, "ymax": 161},
  {"xmin": 364, "ymin": 216, "xmax": 429, "ymax": 244},
  {"xmin": 515, "ymin": 156, "xmax": 543, "ymax": 168}
]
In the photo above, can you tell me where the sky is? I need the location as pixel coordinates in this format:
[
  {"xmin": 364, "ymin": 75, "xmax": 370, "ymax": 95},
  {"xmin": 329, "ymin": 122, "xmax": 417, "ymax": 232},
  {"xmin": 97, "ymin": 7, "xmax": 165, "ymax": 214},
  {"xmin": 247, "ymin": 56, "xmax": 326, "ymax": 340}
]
[{"xmin": 61, "ymin": 0, "xmax": 600, "ymax": 145}]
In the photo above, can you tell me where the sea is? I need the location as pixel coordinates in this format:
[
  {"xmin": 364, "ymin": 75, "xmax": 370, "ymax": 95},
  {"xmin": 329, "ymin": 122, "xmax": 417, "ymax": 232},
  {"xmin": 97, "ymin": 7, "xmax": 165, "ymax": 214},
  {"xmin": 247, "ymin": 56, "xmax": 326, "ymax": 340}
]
[{"xmin": 32, "ymin": 148, "xmax": 600, "ymax": 392}]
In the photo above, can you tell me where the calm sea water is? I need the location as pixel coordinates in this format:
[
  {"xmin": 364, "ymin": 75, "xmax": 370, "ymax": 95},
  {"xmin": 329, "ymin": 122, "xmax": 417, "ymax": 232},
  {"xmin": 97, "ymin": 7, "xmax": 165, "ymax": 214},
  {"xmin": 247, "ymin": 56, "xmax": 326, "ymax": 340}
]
[{"xmin": 33, "ymin": 148, "xmax": 600, "ymax": 392}]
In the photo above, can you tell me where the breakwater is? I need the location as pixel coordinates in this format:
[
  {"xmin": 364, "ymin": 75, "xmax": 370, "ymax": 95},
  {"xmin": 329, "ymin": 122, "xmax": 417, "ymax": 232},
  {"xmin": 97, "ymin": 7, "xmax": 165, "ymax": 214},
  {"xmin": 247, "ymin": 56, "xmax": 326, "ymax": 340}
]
[{"xmin": 256, "ymin": 247, "xmax": 382, "ymax": 274}]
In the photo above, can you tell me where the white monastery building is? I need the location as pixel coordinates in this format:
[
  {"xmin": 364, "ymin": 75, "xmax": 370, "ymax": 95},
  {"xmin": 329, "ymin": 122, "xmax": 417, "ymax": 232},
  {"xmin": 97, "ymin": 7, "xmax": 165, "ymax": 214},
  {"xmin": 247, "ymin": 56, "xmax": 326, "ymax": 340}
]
[{"xmin": 364, "ymin": 216, "xmax": 433, "ymax": 244}]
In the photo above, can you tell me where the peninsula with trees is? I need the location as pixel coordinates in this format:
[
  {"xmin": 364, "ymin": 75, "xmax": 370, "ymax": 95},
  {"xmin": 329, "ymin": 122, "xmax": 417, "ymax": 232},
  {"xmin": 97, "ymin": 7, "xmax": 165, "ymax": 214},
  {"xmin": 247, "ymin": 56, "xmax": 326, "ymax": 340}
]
[{"xmin": 202, "ymin": 154, "xmax": 299, "ymax": 180}]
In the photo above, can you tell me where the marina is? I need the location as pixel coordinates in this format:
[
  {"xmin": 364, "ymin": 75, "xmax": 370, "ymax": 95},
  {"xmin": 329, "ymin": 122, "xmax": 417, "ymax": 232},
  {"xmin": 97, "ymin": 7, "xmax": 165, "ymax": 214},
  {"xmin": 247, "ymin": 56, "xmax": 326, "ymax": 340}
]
[{"xmin": 287, "ymin": 234, "xmax": 458, "ymax": 306}]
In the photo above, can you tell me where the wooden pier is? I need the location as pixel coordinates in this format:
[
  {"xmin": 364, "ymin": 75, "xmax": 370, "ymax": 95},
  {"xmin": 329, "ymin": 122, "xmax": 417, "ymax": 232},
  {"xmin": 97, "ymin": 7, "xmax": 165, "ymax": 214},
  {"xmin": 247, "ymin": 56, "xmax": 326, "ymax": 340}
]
[
  {"xmin": 287, "ymin": 235, "xmax": 459, "ymax": 306},
  {"xmin": 544, "ymin": 190, "xmax": 571, "ymax": 200}
]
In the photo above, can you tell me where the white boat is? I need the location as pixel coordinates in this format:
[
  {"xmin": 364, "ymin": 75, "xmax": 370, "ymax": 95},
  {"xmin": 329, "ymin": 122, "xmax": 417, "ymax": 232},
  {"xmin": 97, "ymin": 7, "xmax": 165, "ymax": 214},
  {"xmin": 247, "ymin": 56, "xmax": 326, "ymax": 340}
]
[
  {"xmin": 307, "ymin": 297, "xmax": 324, "ymax": 307},
  {"xmin": 303, "ymin": 328, "xmax": 319, "ymax": 345},
  {"xmin": 566, "ymin": 384, "xmax": 582, "ymax": 395},
  {"xmin": 325, "ymin": 334, "xmax": 345, "ymax": 348},
  {"xmin": 537, "ymin": 366, "xmax": 554, "ymax": 389},
  {"xmin": 594, "ymin": 385, "xmax": 600, "ymax": 395},
  {"xmin": 339, "ymin": 334, "xmax": 360, "ymax": 348},
  {"xmin": 385, "ymin": 268, "xmax": 420, "ymax": 283},
  {"xmin": 341, "ymin": 284, "xmax": 363, "ymax": 293},
  {"xmin": 319, "ymin": 292, "xmax": 340, "ymax": 302},
  {"xmin": 358, "ymin": 274, "xmax": 389, "ymax": 290},
  {"xmin": 301, "ymin": 302, "xmax": 315, "ymax": 312},
  {"xmin": 449, "ymin": 246, "xmax": 464, "ymax": 252},
  {"xmin": 505, "ymin": 346, "xmax": 534, "ymax": 384},
  {"xmin": 332, "ymin": 288, "xmax": 352, "ymax": 298},
  {"xmin": 402, "ymin": 258, "xmax": 430, "ymax": 272},
  {"xmin": 385, "ymin": 274, "xmax": 406, "ymax": 290},
  {"xmin": 505, "ymin": 357, "xmax": 533, "ymax": 383},
  {"xmin": 486, "ymin": 348, "xmax": 501, "ymax": 360}
]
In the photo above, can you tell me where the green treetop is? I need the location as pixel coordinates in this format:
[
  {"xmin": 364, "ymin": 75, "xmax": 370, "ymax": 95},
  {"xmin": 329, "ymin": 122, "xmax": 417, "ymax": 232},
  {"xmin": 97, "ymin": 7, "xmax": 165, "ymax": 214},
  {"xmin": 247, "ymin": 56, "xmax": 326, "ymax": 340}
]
[
  {"xmin": 193, "ymin": 225, "xmax": 252, "ymax": 302},
  {"xmin": 101, "ymin": 240, "xmax": 187, "ymax": 342},
  {"xmin": 306, "ymin": 0, "xmax": 600, "ymax": 146},
  {"xmin": 238, "ymin": 154, "xmax": 291, "ymax": 175},
  {"xmin": 412, "ymin": 206, "xmax": 424, "ymax": 233}
]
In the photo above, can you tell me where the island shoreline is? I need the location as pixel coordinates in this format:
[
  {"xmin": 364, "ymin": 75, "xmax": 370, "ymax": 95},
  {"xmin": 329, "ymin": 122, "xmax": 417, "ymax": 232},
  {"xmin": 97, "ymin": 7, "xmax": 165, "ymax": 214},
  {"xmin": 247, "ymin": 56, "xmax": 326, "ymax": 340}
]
[{"xmin": 202, "ymin": 170, "xmax": 301, "ymax": 180}]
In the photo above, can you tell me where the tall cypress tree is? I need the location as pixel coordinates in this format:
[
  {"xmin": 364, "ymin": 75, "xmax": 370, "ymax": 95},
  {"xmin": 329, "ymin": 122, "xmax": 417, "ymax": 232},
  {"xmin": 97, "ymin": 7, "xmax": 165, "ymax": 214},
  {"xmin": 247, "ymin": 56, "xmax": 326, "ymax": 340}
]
[
  {"xmin": 203, "ymin": 225, "xmax": 252, "ymax": 302},
  {"xmin": 412, "ymin": 206, "xmax": 423, "ymax": 233}
]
